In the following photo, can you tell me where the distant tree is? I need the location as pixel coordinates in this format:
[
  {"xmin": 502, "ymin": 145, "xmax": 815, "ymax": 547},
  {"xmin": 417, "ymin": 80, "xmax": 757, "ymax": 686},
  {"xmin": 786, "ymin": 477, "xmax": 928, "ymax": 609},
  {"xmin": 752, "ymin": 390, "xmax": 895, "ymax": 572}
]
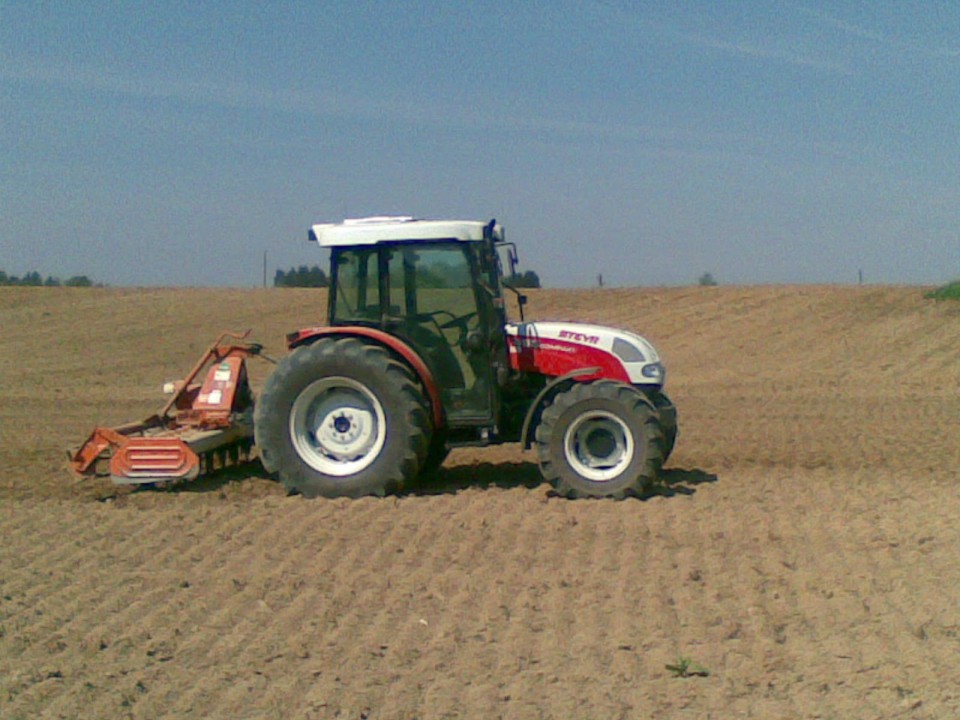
[
  {"xmin": 924, "ymin": 280, "xmax": 960, "ymax": 301},
  {"xmin": 415, "ymin": 264, "xmax": 448, "ymax": 289},
  {"xmin": 0, "ymin": 270, "xmax": 98, "ymax": 287},
  {"xmin": 505, "ymin": 269, "xmax": 542, "ymax": 289},
  {"xmin": 698, "ymin": 272, "xmax": 718, "ymax": 286},
  {"xmin": 275, "ymin": 265, "xmax": 328, "ymax": 287}
]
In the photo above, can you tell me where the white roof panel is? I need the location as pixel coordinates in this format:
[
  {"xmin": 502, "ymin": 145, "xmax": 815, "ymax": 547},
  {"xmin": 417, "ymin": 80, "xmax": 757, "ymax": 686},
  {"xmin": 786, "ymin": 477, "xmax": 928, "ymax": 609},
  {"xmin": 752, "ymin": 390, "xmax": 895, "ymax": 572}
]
[{"xmin": 309, "ymin": 217, "xmax": 502, "ymax": 247}]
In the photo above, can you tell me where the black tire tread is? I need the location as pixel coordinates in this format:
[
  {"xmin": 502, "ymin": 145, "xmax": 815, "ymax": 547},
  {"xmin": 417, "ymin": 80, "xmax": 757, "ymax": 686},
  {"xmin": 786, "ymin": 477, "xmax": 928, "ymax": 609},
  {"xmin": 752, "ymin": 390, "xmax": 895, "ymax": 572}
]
[
  {"xmin": 535, "ymin": 380, "xmax": 664, "ymax": 499},
  {"xmin": 649, "ymin": 390, "xmax": 678, "ymax": 463},
  {"xmin": 254, "ymin": 337, "xmax": 430, "ymax": 498}
]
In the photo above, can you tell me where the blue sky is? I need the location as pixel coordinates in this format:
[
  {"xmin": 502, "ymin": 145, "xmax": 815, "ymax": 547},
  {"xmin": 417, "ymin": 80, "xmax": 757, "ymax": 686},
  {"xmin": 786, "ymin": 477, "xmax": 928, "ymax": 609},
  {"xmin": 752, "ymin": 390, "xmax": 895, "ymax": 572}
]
[{"xmin": 2, "ymin": 1, "xmax": 958, "ymax": 287}]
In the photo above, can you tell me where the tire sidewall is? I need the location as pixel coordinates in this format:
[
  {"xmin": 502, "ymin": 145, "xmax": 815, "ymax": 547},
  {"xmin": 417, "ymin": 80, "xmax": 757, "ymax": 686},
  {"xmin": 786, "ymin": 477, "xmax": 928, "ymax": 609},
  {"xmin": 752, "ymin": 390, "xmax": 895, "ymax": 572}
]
[
  {"xmin": 547, "ymin": 394, "xmax": 653, "ymax": 497},
  {"xmin": 256, "ymin": 340, "xmax": 426, "ymax": 497}
]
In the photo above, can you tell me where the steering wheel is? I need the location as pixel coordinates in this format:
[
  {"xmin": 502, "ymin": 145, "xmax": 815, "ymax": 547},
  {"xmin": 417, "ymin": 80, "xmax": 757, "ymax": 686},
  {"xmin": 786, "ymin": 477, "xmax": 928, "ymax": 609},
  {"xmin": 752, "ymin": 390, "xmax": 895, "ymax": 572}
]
[{"xmin": 423, "ymin": 311, "xmax": 477, "ymax": 347}]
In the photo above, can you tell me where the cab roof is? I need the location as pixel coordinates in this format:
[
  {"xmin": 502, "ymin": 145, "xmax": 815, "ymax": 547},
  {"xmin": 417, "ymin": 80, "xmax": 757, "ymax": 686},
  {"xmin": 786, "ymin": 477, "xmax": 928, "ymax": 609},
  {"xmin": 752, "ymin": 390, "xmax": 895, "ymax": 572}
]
[{"xmin": 309, "ymin": 217, "xmax": 503, "ymax": 247}]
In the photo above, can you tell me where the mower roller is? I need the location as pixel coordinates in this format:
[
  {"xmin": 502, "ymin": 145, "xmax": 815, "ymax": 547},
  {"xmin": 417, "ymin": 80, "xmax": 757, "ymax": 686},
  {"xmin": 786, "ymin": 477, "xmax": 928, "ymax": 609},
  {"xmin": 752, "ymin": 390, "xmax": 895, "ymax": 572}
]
[{"xmin": 69, "ymin": 331, "xmax": 267, "ymax": 485}]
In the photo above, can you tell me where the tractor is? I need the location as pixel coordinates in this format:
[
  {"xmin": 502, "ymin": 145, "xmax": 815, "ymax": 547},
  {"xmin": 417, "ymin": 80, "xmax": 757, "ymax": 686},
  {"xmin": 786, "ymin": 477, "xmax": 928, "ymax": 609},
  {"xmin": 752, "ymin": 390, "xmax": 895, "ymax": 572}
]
[
  {"xmin": 254, "ymin": 217, "xmax": 677, "ymax": 498},
  {"xmin": 71, "ymin": 216, "xmax": 677, "ymax": 499}
]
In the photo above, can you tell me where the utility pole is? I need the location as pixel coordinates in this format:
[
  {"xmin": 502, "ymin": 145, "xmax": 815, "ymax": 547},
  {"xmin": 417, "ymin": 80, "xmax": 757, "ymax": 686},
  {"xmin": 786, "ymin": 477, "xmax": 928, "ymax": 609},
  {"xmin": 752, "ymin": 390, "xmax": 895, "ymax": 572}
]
[{"xmin": 263, "ymin": 251, "xmax": 267, "ymax": 288}]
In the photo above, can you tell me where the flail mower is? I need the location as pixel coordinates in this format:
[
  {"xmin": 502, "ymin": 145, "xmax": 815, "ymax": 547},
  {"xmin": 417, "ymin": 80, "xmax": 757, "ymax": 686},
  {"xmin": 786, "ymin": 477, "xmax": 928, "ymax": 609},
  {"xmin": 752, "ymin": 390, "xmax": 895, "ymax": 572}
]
[{"xmin": 69, "ymin": 331, "xmax": 268, "ymax": 484}]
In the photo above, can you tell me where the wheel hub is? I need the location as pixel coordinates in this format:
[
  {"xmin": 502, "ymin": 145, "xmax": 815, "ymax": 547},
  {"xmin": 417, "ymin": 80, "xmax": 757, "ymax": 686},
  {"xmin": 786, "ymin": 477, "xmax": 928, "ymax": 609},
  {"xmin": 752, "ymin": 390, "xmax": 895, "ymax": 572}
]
[
  {"xmin": 290, "ymin": 378, "xmax": 386, "ymax": 476},
  {"xmin": 583, "ymin": 425, "xmax": 618, "ymax": 460},
  {"xmin": 563, "ymin": 410, "xmax": 635, "ymax": 482},
  {"xmin": 312, "ymin": 402, "xmax": 376, "ymax": 461}
]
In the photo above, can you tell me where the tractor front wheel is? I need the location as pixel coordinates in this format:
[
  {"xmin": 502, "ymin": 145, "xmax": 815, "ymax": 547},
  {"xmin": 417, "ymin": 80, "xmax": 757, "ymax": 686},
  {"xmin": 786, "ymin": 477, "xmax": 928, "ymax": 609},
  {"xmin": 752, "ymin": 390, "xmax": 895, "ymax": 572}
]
[
  {"xmin": 650, "ymin": 390, "xmax": 678, "ymax": 463},
  {"xmin": 535, "ymin": 380, "xmax": 664, "ymax": 499},
  {"xmin": 254, "ymin": 337, "xmax": 431, "ymax": 498}
]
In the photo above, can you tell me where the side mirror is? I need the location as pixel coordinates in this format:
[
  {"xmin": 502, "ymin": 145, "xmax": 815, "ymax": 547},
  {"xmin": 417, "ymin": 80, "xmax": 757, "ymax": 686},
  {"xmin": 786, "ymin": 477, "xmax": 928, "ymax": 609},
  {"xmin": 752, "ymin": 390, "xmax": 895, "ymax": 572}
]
[{"xmin": 508, "ymin": 247, "xmax": 519, "ymax": 276}]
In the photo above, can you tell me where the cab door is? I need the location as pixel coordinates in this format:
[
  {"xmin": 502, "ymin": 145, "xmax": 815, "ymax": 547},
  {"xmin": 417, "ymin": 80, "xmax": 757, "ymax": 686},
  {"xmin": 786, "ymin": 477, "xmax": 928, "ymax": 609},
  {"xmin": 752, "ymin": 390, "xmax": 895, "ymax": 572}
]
[{"xmin": 382, "ymin": 243, "xmax": 496, "ymax": 426}]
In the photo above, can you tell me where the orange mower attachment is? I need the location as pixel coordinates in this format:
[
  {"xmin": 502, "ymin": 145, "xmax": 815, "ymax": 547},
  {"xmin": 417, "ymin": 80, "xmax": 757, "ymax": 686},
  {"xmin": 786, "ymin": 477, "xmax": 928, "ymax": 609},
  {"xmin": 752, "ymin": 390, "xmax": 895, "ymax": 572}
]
[{"xmin": 69, "ymin": 331, "xmax": 267, "ymax": 485}]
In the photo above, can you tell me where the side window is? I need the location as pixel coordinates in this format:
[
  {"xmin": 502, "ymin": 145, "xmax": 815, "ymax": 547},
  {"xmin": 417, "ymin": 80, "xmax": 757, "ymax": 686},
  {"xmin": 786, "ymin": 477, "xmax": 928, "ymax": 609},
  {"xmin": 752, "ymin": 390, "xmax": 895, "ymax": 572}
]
[
  {"xmin": 414, "ymin": 246, "xmax": 476, "ymax": 319},
  {"xmin": 332, "ymin": 249, "xmax": 379, "ymax": 323}
]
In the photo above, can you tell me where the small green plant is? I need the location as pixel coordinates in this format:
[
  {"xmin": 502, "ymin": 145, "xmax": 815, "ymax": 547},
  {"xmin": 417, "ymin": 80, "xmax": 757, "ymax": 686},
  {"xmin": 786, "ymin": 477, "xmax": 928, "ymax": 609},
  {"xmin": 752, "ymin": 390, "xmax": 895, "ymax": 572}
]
[
  {"xmin": 925, "ymin": 280, "xmax": 960, "ymax": 301},
  {"xmin": 665, "ymin": 656, "xmax": 710, "ymax": 678}
]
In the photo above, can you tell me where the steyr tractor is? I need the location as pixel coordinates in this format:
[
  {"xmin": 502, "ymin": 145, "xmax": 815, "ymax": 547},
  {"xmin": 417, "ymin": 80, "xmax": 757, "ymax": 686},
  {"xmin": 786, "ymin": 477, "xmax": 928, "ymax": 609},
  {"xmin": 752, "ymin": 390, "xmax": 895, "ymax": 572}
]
[
  {"xmin": 255, "ymin": 217, "xmax": 677, "ymax": 499},
  {"xmin": 71, "ymin": 217, "xmax": 677, "ymax": 499}
]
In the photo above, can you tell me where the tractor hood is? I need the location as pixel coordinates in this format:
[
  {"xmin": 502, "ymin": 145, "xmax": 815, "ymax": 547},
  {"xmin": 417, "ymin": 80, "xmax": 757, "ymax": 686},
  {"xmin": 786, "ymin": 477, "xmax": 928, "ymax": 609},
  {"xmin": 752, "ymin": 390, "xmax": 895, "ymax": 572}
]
[{"xmin": 504, "ymin": 321, "xmax": 666, "ymax": 386}]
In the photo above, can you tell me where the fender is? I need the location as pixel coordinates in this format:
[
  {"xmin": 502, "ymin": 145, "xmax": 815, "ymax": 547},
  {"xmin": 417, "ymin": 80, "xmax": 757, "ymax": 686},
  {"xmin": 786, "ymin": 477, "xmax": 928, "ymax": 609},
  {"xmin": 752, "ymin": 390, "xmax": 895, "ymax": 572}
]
[
  {"xmin": 519, "ymin": 370, "xmax": 658, "ymax": 449},
  {"xmin": 286, "ymin": 325, "xmax": 444, "ymax": 429},
  {"xmin": 520, "ymin": 367, "xmax": 598, "ymax": 450}
]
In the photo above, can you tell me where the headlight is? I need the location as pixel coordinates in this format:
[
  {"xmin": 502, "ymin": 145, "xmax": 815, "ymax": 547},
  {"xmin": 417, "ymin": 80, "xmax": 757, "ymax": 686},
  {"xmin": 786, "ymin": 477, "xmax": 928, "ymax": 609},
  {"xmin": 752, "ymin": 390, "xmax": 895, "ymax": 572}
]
[{"xmin": 641, "ymin": 362, "xmax": 664, "ymax": 380}]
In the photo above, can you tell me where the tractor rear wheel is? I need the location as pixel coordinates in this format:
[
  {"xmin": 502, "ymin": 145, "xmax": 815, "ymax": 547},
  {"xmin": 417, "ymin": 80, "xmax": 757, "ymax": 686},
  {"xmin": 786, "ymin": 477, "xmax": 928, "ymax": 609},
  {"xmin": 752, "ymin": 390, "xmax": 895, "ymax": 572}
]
[
  {"xmin": 420, "ymin": 432, "xmax": 450, "ymax": 476},
  {"xmin": 535, "ymin": 380, "xmax": 664, "ymax": 499},
  {"xmin": 254, "ymin": 337, "xmax": 431, "ymax": 498}
]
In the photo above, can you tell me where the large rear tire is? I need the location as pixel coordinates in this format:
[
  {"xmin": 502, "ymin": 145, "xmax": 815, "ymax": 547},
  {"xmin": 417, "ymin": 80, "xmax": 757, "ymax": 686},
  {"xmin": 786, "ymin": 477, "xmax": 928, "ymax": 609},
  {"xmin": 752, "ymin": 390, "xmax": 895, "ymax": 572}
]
[
  {"xmin": 535, "ymin": 380, "xmax": 664, "ymax": 499},
  {"xmin": 254, "ymin": 337, "xmax": 431, "ymax": 498},
  {"xmin": 420, "ymin": 432, "xmax": 450, "ymax": 477}
]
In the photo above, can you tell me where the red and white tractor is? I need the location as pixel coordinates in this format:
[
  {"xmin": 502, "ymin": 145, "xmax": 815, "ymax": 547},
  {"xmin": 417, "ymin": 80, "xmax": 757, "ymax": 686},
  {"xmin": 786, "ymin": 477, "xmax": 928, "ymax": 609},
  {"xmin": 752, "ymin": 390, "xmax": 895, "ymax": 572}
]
[{"xmin": 72, "ymin": 217, "xmax": 677, "ymax": 499}]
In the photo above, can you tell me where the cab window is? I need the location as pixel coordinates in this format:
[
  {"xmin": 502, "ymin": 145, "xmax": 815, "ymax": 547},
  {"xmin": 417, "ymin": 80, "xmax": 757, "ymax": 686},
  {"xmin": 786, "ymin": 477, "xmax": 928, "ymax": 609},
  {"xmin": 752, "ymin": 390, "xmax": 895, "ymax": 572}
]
[{"xmin": 331, "ymin": 248, "xmax": 379, "ymax": 323}]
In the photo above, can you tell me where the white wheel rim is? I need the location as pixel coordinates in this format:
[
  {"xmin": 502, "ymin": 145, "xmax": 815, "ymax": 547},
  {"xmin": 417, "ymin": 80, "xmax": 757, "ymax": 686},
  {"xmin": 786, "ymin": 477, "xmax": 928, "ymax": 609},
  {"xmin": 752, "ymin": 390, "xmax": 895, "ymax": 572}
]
[
  {"xmin": 289, "ymin": 376, "xmax": 386, "ymax": 477},
  {"xmin": 563, "ymin": 409, "xmax": 634, "ymax": 482}
]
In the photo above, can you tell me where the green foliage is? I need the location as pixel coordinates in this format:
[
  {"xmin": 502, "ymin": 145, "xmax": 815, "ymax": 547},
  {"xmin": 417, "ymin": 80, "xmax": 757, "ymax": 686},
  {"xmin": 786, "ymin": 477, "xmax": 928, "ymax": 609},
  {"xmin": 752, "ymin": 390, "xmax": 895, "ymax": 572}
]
[
  {"xmin": 698, "ymin": 272, "xmax": 718, "ymax": 286},
  {"xmin": 415, "ymin": 265, "xmax": 448, "ymax": 289},
  {"xmin": 275, "ymin": 265, "xmax": 328, "ymax": 288},
  {"xmin": 0, "ymin": 270, "xmax": 98, "ymax": 287},
  {"xmin": 504, "ymin": 269, "xmax": 541, "ymax": 289},
  {"xmin": 665, "ymin": 657, "xmax": 710, "ymax": 678},
  {"xmin": 20, "ymin": 271, "xmax": 42, "ymax": 286},
  {"xmin": 925, "ymin": 280, "xmax": 960, "ymax": 301}
]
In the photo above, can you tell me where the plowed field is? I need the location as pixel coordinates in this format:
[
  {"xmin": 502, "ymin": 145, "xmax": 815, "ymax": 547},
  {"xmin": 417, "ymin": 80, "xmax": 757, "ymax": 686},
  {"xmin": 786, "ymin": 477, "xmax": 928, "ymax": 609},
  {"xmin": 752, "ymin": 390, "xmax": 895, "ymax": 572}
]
[{"xmin": 2, "ymin": 285, "xmax": 959, "ymax": 719}]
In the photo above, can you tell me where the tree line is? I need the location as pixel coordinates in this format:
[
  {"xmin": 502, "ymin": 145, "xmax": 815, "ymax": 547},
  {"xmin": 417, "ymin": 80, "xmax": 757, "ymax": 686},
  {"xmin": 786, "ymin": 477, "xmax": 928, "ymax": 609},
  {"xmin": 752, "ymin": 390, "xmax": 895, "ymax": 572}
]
[
  {"xmin": 274, "ymin": 265, "xmax": 542, "ymax": 289},
  {"xmin": 504, "ymin": 270, "xmax": 541, "ymax": 289},
  {"xmin": 274, "ymin": 265, "xmax": 329, "ymax": 287},
  {"xmin": 0, "ymin": 270, "xmax": 97, "ymax": 287}
]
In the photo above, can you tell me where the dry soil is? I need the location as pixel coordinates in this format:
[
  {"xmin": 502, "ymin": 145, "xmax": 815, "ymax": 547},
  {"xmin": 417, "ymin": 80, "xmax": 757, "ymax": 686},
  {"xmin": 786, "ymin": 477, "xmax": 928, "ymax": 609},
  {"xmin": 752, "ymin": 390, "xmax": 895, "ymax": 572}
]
[{"xmin": 1, "ymin": 285, "xmax": 958, "ymax": 719}]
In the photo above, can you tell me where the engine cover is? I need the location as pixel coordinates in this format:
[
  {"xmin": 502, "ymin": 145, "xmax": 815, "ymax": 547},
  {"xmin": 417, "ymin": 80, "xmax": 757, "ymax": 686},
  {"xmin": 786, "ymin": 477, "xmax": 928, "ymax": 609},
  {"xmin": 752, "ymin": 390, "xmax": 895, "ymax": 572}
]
[{"xmin": 504, "ymin": 321, "xmax": 665, "ymax": 386}]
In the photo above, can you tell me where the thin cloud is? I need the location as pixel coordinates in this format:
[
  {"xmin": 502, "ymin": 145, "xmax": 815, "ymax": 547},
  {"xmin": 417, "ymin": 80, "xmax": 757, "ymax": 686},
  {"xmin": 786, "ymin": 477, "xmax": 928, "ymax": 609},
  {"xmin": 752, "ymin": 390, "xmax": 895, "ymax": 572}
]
[
  {"xmin": 806, "ymin": 11, "xmax": 888, "ymax": 44},
  {"xmin": 3, "ymin": 55, "xmax": 857, "ymax": 169},
  {"xmin": 800, "ymin": 7, "xmax": 960, "ymax": 61},
  {"xmin": 2, "ymin": 58, "xmax": 369, "ymax": 118},
  {"xmin": 683, "ymin": 31, "xmax": 852, "ymax": 74},
  {"xmin": 0, "ymin": 56, "xmax": 722, "ymax": 145},
  {"xmin": 591, "ymin": 0, "xmax": 852, "ymax": 74}
]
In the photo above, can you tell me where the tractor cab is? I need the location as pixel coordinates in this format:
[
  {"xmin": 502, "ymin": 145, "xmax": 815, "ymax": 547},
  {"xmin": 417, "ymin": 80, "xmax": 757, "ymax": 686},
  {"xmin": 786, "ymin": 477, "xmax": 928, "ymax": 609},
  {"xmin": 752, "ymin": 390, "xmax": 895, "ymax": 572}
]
[{"xmin": 310, "ymin": 218, "xmax": 510, "ymax": 433}]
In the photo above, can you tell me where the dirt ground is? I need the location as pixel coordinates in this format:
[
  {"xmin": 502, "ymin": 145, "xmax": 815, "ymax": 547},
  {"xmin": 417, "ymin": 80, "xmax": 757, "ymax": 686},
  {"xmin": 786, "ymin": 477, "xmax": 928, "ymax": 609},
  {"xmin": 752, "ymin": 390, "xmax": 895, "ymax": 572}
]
[{"xmin": 1, "ymin": 285, "xmax": 958, "ymax": 719}]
